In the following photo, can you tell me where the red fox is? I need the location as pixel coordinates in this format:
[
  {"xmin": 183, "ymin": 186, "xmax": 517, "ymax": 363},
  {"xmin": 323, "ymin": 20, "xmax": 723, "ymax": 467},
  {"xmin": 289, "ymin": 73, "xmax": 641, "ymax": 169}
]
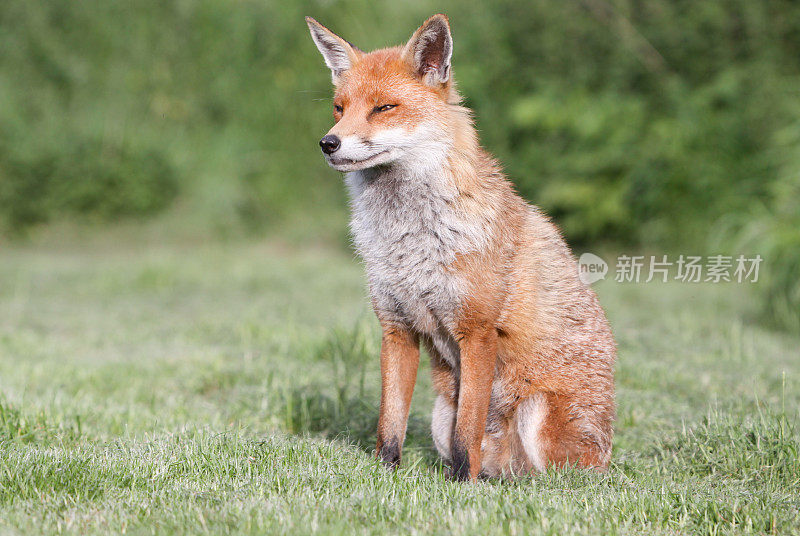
[{"xmin": 306, "ymin": 14, "xmax": 616, "ymax": 481}]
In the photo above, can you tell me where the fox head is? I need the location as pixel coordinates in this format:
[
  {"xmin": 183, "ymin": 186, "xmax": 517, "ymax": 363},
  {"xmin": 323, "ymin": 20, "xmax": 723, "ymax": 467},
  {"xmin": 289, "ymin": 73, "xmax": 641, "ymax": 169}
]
[{"xmin": 306, "ymin": 14, "xmax": 461, "ymax": 173}]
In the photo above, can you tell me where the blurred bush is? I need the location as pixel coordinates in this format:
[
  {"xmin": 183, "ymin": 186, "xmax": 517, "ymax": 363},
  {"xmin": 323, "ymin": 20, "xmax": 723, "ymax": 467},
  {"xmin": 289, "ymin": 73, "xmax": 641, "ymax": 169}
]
[
  {"xmin": 0, "ymin": 0, "xmax": 798, "ymax": 327},
  {"xmin": 726, "ymin": 115, "xmax": 800, "ymax": 332},
  {"xmin": 0, "ymin": 137, "xmax": 177, "ymax": 229}
]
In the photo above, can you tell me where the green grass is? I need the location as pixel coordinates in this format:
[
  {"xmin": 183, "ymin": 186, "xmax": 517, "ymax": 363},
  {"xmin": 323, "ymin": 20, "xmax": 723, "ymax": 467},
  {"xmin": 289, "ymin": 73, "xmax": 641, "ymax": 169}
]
[{"xmin": 0, "ymin": 238, "xmax": 798, "ymax": 535}]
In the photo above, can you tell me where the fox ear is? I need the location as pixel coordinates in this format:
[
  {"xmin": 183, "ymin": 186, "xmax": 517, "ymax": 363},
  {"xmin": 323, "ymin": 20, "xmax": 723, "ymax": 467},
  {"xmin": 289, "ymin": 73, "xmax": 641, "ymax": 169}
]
[
  {"xmin": 306, "ymin": 17, "xmax": 360, "ymax": 84},
  {"xmin": 403, "ymin": 14, "xmax": 452, "ymax": 86}
]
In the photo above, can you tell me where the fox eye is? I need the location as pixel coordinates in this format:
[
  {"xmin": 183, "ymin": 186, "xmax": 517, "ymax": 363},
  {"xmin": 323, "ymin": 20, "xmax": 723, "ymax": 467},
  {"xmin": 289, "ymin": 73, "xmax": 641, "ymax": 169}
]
[
  {"xmin": 334, "ymin": 104, "xmax": 343, "ymax": 114},
  {"xmin": 374, "ymin": 104, "xmax": 397, "ymax": 113}
]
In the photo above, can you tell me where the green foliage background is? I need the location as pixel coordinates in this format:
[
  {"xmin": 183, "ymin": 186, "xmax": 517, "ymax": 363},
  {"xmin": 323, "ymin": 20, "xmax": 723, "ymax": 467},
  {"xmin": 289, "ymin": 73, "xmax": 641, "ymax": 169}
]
[{"xmin": 0, "ymin": 0, "xmax": 798, "ymax": 329}]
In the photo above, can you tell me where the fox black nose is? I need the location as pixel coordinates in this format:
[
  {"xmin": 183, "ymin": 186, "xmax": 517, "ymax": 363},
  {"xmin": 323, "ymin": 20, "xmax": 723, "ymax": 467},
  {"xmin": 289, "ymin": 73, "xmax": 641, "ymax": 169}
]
[{"xmin": 319, "ymin": 134, "xmax": 341, "ymax": 155}]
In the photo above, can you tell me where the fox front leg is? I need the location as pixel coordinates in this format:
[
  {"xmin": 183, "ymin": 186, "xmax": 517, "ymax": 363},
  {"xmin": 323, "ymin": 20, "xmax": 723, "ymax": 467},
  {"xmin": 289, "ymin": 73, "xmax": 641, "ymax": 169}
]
[
  {"xmin": 450, "ymin": 327, "xmax": 497, "ymax": 481},
  {"xmin": 375, "ymin": 323, "xmax": 420, "ymax": 468}
]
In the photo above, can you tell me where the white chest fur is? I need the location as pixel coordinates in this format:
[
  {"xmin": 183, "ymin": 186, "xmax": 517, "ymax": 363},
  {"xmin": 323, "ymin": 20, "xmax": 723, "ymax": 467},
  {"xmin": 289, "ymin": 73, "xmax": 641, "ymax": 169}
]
[{"xmin": 345, "ymin": 168, "xmax": 483, "ymax": 335}]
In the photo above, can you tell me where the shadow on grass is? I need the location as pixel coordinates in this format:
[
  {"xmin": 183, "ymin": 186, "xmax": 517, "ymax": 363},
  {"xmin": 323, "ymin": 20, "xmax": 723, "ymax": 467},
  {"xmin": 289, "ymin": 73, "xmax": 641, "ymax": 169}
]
[
  {"xmin": 280, "ymin": 386, "xmax": 437, "ymax": 464},
  {"xmin": 277, "ymin": 323, "xmax": 441, "ymax": 466}
]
